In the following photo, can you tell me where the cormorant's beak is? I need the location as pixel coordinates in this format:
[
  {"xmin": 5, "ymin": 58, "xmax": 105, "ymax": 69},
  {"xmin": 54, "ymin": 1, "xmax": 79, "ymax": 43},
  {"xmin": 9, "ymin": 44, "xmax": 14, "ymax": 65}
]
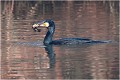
[{"xmin": 39, "ymin": 22, "xmax": 49, "ymax": 29}]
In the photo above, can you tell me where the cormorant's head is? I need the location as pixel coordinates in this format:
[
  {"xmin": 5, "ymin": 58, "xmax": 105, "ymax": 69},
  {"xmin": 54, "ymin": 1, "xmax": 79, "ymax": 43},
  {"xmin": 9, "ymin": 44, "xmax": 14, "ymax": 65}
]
[{"xmin": 32, "ymin": 19, "xmax": 55, "ymax": 32}]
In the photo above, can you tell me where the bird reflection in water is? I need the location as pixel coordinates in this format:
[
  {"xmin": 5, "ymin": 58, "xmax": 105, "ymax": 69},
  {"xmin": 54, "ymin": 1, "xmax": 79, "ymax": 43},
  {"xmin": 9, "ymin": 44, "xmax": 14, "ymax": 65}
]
[{"xmin": 44, "ymin": 44, "xmax": 55, "ymax": 68}]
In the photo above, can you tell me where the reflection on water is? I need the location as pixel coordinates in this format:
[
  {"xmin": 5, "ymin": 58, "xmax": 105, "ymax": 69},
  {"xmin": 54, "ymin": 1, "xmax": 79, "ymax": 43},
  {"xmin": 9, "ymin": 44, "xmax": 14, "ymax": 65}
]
[
  {"xmin": 1, "ymin": 1, "xmax": 119, "ymax": 79},
  {"xmin": 44, "ymin": 45, "xmax": 55, "ymax": 68}
]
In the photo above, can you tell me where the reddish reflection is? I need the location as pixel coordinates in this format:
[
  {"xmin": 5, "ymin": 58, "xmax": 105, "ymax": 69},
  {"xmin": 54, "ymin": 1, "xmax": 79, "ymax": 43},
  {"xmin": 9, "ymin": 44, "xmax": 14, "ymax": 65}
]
[{"xmin": 1, "ymin": 1, "xmax": 119, "ymax": 79}]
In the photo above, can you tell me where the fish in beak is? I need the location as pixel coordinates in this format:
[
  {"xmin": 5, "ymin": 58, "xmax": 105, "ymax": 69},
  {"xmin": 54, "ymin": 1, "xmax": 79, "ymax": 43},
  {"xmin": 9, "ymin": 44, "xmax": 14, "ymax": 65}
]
[{"xmin": 32, "ymin": 21, "xmax": 49, "ymax": 32}]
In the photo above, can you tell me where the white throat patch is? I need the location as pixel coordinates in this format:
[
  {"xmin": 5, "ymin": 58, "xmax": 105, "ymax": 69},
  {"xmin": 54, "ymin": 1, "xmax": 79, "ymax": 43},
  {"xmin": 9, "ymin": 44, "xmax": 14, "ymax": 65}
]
[{"xmin": 45, "ymin": 22, "xmax": 49, "ymax": 27}]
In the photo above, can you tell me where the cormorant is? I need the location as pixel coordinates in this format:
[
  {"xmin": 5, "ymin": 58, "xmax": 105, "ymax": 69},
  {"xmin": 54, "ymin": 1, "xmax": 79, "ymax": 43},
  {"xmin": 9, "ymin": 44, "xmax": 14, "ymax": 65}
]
[{"xmin": 32, "ymin": 19, "xmax": 109, "ymax": 45}]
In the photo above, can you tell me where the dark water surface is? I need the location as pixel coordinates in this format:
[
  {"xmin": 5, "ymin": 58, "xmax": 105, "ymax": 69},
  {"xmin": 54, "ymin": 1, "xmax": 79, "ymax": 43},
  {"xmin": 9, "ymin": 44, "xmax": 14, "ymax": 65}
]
[{"xmin": 1, "ymin": 1, "xmax": 119, "ymax": 79}]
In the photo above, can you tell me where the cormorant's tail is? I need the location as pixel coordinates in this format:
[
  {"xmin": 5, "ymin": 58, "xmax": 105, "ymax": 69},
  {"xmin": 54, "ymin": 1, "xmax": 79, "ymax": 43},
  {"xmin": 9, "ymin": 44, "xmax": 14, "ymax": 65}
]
[{"xmin": 91, "ymin": 40, "xmax": 111, "ymax": 43}]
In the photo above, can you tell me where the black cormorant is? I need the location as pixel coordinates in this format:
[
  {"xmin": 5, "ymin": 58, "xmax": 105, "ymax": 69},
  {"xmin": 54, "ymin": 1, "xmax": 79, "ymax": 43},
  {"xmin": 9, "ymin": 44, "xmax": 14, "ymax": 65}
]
[{"xmin": 32, "ymin": 19, "xmax": 109, "ymax": 45}]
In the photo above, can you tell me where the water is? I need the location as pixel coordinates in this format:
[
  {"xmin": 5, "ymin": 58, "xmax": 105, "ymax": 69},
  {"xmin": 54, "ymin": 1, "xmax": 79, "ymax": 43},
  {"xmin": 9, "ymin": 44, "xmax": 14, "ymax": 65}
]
[{"xmin": 1, "ymin": 1, "xmax": 119, "ymax": 79}]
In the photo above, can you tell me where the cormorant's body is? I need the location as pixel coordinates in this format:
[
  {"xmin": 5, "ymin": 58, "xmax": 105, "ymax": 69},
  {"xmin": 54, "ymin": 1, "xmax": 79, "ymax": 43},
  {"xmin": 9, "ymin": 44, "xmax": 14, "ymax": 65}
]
[
  {"xmin": 32, "ymin": 19, "xmax": 109, "ymax": 45},
  {"xmin": 50, "ymin": 38, "xmax": 107, "ymax": 45}
]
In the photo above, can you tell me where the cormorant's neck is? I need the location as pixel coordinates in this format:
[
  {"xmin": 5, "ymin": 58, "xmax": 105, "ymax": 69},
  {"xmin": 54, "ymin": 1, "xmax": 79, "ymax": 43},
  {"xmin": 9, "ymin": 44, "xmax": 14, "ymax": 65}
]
[{"xmin": 43, "ymin": 25, "xmax": 55, "ymax": 45}]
